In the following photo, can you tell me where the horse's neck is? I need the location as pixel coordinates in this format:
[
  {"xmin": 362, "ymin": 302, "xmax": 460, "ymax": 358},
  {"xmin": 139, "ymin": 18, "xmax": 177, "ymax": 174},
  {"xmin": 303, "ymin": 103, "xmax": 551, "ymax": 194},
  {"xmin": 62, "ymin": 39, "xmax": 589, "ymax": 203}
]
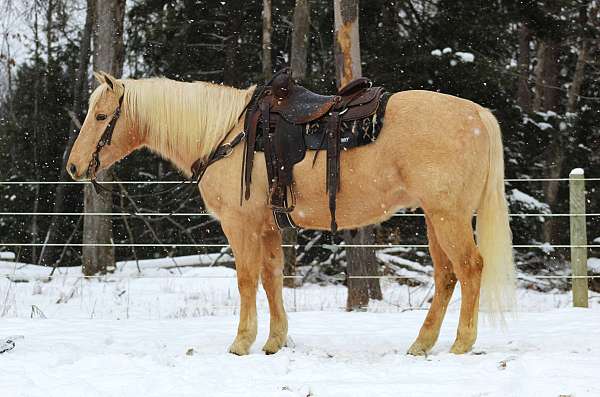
[{"xmin": 130, "ymin": 80, "xmax": 253, "ymax": 176}]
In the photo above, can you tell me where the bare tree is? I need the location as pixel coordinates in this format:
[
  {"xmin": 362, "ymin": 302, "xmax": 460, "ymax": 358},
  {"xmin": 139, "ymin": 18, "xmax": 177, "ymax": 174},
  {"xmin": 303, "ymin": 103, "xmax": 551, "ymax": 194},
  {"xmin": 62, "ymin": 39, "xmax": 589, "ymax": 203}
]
[
  {"xmin": 223, "ymin": 3, "xmax": 243, "ymax": 85},
  {"xmin": 567, "ymin": 4, "xmax": 595, "ymax": 114},
  {"xmin": 282, "ymin": 0, "xmax": 312, "ymax": 288},
  {"xmin": 530, "ymin": 0, "xmax": 563, "ymax": 243},
  {"xmin": 333, "ymin": 0, "xmax": 382, "ymax": 311},
  {"xmin": 81, "ymin": 0, "xmax": 125, "ymax": 276},
  {"xmin": 40, "ymin": 0, "xmax": 95, "ymax": 265},
  {"xmin": 262, "ymin": 0, "xmax": 272, "ymax": 81},
  {"xmin": 333, "ymin": 0, "xmax": 361, "ymax": 87},
  {"xmin": 291, "ymin": 0, "xmax": 309, "ymax": 81},
  {"xmin": 517, "ymin": 23, "xmax": 531, "ymax": 112},
  {"xmin": 30, "ymin": 0, "xmax": 41, "ymax": 264}
]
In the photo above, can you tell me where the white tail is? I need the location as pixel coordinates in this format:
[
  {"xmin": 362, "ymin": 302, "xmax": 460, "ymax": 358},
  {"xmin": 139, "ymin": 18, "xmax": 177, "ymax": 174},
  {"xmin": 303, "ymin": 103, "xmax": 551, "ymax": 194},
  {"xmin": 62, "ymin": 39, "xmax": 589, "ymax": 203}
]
[{"xmin": 476, "ymin": 108, "xmax": 516, "ymax": 318}]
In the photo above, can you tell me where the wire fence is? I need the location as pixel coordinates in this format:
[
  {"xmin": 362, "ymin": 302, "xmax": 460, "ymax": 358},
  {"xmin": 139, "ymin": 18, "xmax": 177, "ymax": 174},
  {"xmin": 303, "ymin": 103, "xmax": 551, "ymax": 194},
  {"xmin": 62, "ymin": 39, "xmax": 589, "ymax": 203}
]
[{"xmin": 0, "ymin": 176, "xmax": 598, "ymax": 287}]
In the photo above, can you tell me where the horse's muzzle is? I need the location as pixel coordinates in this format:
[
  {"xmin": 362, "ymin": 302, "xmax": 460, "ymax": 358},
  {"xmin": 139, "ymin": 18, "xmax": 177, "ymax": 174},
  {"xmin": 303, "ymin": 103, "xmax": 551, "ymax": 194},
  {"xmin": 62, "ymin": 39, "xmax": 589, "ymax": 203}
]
[{"xmin": 67, "ymin": 162, "xmax": 87, "ymax": 181}]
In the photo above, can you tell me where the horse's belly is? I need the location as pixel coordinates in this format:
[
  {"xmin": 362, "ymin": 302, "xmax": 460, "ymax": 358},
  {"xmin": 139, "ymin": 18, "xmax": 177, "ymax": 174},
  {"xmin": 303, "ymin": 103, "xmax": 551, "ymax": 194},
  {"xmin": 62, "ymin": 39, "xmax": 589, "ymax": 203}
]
[{"xmin": 289, "ymin": 147, "xmax": 416, "ymax": 230}]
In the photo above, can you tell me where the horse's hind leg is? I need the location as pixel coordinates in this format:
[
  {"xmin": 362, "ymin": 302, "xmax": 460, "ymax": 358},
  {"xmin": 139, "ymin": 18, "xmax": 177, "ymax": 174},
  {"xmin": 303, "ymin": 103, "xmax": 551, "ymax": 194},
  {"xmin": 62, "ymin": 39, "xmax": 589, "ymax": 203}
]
[
  {"xmin": 260, "ymin": 229, "xmax": 288, "ymax": 354},
  {"xmin": 428, "ymin": 212, "xmax": 483, "ymax": 354},
  {"xmin": 407, "ymin": 215, "xmax": 457, "ymax": 356},
  {"xmin": 222, "ymin": 222, "xmax": 261, "ymax": 355}
]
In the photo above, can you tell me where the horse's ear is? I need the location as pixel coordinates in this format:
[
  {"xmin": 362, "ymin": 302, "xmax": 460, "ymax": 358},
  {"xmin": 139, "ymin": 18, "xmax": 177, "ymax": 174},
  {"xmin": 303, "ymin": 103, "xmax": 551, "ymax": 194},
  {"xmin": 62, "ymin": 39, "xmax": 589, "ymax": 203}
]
[
  {"xmin": 93, "ymin": 71, "xmax": 104, "ymax": 85},
  {"xmin": 103, "ymin": 73, "xmax": 117, "ymax": 91},
  {"xmin": 101, "ymin": 72, "xmax": 124, "ymax": 97}
]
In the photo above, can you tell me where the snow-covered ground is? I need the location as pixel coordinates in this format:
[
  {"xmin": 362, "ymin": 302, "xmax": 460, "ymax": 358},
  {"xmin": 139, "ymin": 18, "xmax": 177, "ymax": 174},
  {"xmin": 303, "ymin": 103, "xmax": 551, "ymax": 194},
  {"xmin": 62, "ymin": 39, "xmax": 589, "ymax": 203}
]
[{"xmin": 1, "ymin": 259, "xmax": 599, "ymax": 397}]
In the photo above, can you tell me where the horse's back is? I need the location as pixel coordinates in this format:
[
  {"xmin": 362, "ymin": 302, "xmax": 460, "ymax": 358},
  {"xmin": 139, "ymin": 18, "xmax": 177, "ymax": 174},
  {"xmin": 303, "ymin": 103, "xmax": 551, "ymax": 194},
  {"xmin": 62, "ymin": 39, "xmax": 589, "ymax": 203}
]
[{"xmin": 290, "ymin": 89, "xmax": 493, "ymax": 229}]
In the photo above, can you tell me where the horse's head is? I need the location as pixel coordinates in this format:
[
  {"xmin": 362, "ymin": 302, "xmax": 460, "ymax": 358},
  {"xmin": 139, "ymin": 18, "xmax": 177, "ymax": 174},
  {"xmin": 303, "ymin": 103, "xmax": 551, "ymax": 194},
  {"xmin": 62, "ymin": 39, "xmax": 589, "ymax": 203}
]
[{"xmin": 67, "ymin": 71, "xmax": 142, "ymax": 180}]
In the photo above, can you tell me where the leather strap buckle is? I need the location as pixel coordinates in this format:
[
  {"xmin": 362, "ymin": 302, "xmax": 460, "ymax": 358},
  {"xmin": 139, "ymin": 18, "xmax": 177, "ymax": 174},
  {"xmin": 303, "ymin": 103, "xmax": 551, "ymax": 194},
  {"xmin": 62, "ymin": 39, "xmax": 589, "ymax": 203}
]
[{"xmin": 220, "ymin": 144, "xmax": 234, "ymax": 158}]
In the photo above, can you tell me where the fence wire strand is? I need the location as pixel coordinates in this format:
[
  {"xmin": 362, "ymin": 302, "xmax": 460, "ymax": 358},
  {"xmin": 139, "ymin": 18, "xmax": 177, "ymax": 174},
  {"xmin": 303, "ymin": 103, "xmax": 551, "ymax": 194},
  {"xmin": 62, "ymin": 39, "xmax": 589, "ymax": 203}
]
[
  {"xmin": 1, "ymin": 177, "xmax": 600, "ymax": 185},
  {"xmin": 1, "ymin": 243, "xmax": 599, "ymax": 248},
  {"xmin": 1, "ymin": 212, "xmax": 599, "ymax": 218},
  {"xmin": 2, "ymin": 273, "xmax": 599, "ymax": 280}
]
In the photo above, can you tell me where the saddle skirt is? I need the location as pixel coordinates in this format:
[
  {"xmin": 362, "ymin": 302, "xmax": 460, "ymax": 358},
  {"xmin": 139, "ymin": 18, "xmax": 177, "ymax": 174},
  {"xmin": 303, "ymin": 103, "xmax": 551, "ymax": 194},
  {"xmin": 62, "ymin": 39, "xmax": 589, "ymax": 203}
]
[{"xmin": 242, "ymin": 68, "xmax": 390, "ymax": 232}]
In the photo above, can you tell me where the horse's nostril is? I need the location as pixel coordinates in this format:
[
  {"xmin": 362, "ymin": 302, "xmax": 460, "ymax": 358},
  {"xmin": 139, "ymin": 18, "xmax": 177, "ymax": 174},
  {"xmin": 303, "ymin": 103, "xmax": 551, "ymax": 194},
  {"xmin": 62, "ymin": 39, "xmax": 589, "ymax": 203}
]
[{"xmin": 68, "ymin": 163, "xmax": 77, "ymax": 177}]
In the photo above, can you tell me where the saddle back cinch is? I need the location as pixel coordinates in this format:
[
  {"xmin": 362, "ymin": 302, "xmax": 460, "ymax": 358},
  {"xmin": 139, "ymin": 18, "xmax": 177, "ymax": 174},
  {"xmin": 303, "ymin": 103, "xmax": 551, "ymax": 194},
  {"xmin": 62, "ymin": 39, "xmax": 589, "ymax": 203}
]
[{"xmin": 243, "ymin": 68, "xmax": 390, "ymax": 232}]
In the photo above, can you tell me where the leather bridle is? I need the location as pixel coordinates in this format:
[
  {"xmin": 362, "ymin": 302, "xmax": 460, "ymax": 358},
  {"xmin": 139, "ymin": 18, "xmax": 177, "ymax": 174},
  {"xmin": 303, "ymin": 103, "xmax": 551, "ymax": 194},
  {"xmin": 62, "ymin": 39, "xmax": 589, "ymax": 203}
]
[
  {"xmin": 84, "ymin": 87, "xmax": 248, "ymax": 205},
  {"xmin": 87, "ymin": 92, "xmax": 125, "ymax": 183}
]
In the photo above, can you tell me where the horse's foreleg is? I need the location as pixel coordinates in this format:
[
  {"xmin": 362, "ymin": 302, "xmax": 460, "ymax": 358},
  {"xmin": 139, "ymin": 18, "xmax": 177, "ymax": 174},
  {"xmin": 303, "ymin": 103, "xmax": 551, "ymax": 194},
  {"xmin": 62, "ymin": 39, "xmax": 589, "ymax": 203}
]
[
  {"xmin": 407, "ymin": 215, "xmax": 457, "ymax": 355},
  {"xmin": 222, "ymin": 223, "xmax": 261, "ymax": 355},
  {"xmin": 260, "ymin": 229, "xmax": 288, "ymax": 354},
  {"xmin": 428, "ymin": 212, "xmax": 483, "ymax": 354}
]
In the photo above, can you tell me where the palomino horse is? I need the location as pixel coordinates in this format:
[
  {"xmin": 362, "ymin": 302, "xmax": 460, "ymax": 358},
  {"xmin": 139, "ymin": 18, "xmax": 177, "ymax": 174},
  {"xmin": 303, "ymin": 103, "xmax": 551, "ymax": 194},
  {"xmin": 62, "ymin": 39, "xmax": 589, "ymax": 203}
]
[{"xmin": 68, "ymin": 72, "xmax": 515, "ymax": 356}]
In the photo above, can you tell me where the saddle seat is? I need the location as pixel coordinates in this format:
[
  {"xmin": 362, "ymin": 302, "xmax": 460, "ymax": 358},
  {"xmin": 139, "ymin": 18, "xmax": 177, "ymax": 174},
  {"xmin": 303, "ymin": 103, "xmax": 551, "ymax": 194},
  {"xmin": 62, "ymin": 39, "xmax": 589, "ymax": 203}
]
[
  {"xmin": 242, "ymin": 68, "xmax": 388, "ymax": 232},
  {"xmin": 269, "ymin": 72, "xmax": 337, "ymax": 124}
]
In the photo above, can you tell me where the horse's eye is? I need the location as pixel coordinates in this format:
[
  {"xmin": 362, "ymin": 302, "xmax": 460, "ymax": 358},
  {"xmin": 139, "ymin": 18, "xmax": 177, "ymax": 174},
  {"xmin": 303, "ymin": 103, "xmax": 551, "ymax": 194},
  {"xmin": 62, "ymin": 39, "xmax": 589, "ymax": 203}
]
[{"xmin": 96, "ymin": 114, "xmax": 107, "ymax": 121}]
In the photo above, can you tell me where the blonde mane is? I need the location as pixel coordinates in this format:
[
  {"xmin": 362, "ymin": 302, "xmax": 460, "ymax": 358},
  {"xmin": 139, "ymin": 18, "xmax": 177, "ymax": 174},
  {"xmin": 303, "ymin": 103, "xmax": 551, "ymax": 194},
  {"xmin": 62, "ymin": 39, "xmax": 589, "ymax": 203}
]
[{"xmin": 112, "ymin": 78, "xmax": 253, "ymax": 166}]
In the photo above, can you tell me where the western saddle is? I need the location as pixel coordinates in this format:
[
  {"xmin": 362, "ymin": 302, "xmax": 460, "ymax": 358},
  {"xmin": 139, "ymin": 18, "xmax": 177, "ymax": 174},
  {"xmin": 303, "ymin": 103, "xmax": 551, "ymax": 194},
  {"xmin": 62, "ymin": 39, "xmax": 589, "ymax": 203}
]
[{"xmin": 243, "ymin": 68, "xmax": 388, "ymax": 232}]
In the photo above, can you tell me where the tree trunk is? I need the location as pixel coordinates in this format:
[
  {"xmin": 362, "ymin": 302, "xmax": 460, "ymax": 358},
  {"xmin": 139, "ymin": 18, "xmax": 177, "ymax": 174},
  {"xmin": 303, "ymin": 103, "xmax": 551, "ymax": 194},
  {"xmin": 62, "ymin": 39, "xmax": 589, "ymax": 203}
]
[
  {"xmin": 4, "ymin": 37, "xmax": 14, "ymax": 117},
  {"xmin": 282, "ymin": 0, "xmax": 311, "ymax": 287},
  {"xmin": 540, "ymin": 40, "xmax": 560, "ymax": 113},
  {"xmin": 517, "ymin": 23, "xmax": 531, "ymax": 112},
  {"xmin": 343, "ymin": 228, "xmax": 382, "ymax": 310},
  {"xmin": 223, "ymin": 5, "xmax": 242, "ymax": 85},
  {"xmin": 45, "ymin": 0, "xmax": 54, "ymax": 97},
  {"xmin": 40, "ymin": 0, "xmax": 95, "ymax": 265},
  {"xmin": 538, "ymin": 38, "xmax": 562, "ymax": 243},
  {"xmin": 291, "ymin": 0, "xmax": 310, "ymax": 81},
  {"xmin": 30, "ymin": 3, "xmax": 41, "ymax": 264},
  {"xmin": 567, "ymin": 5, "xmax": 598, "ymax": 113},
  {"xmin": 532, "ymin": 42, "xmax": 545, "ymax": 113},
  {"xmin": 333, "ymin": 0, "xmax": 381, "ymax": 310},
  {"xmin": 567, "ymin": 42, "xmax": 589, "ymax": 113},
  {"xmin": 262, "ymin": 0, "xmax": 272, "ymax": 81},
  {"xmin": 282, "ymin": 228, "xmax": 299, "ymax": 288},
  {"xmin": 82, "ymin": 0, "xmax": 125, "ymax": 276},
  {"xmin": 333, "ymin": 0, "xmax": 362, "ymax": 87}
]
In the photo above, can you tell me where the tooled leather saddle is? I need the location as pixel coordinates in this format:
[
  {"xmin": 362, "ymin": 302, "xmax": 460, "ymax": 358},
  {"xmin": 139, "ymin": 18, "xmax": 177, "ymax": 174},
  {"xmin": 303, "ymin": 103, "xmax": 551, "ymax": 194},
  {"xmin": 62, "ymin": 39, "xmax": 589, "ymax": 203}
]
[{"xmin": 242, "ymin": 68, "xmax": 390, "ymax": 232}]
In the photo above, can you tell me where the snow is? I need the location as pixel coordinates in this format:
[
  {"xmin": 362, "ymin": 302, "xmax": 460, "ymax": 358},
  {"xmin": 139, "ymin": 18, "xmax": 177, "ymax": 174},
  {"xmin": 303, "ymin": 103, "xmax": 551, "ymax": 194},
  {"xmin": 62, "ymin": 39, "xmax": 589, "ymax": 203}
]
[
  {"xmin": 1, "ymin": 262, "xmax": 599, "ymax": 396},
  {"xmin": 570, "ymin": 168, "xmax": 584, "ymax": 176},
  {"xmin": 536, "ymin": 122, "xmax": 553, "ymax": 130},
  {"xmin": 0, "ymin": 251, "xmax": 15, "ymax": 260},
  {"xmin": 508, "ymin": 189, "xmax": 551, "ymax": 213},
  {"xmin": 538, "ymin": 242, "xmax": 556, "ymax": 254},
  {"xmin": 455, "ymin": 51, "xmax": 475, "ymax": 63},
  {"xmin": 589, "ymin": 257, "xmax": 600, "ymax": 273}
]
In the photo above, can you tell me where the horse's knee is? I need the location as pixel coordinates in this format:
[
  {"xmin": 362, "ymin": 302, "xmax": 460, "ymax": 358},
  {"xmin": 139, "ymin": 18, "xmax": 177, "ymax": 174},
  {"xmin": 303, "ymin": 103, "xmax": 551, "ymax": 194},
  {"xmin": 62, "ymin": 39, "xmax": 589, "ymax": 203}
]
[{"xmin": 237, "ymin": 268, "xmax": 259, "ymax": 296}]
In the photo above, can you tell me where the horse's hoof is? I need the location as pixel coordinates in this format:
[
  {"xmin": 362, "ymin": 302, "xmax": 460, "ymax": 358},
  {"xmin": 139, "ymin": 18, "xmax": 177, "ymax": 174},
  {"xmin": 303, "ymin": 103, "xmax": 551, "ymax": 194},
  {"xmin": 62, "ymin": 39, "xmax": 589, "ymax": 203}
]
[
  {"xmin": 262, "ymin": 336, "xmax": 286, "ymax": 355},
  {"xmin": 407, "ymin": 342, "xmax": 429, "ymax": 356},
  {"xmin": 228, "ymin": 341, "xmax": 251, "ymax": 356},
  {"xmin": 449, "ymin": 341, "xmax": 473, "ymax": 354}
]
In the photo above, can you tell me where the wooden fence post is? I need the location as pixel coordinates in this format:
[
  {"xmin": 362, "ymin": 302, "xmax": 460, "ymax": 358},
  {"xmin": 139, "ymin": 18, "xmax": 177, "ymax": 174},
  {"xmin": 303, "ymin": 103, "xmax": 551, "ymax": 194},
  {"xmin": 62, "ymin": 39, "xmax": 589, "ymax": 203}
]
[{"xmin": 569, "ymin": 168, "xmax": 588, "ymax": 308}]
